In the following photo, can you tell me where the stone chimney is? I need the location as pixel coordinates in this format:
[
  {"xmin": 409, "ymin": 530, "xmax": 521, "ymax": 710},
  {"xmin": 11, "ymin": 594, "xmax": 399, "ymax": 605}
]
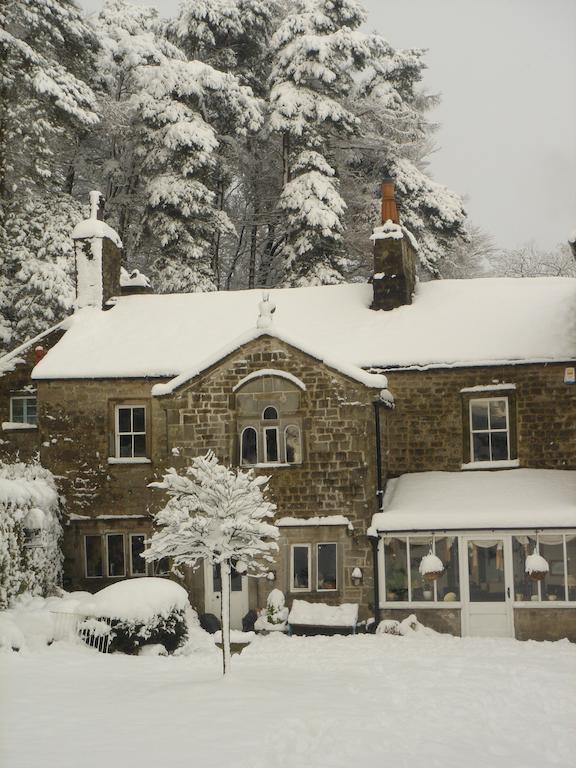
[
  {"xmin": 71, "ymin": 191, "xmax": 122, "ymax": 310},
  {"xmin": 370, "ymin": 180, "xmax": 417, "ymax": 311}
]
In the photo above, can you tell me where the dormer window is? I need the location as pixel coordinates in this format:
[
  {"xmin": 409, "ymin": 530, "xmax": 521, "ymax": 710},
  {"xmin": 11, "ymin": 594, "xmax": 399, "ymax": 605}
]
[{"xmin": 235, "ymin": 372, "xmax": 304, "ymax": 467}]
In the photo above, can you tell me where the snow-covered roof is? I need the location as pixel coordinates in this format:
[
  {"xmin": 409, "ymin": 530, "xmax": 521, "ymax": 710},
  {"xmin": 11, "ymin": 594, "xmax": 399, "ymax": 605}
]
[
  {"xmin": 31, "ymin": 277, "xmax": 576, "ymax": 382},
  {"xmin": 369, "ymin": 469, "xmax": 576, "ymax": 534}
]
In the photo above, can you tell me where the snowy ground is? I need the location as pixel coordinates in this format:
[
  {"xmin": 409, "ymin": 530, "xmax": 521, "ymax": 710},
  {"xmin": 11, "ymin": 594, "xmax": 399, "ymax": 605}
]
[{"xmin": 1, "ymin": 633, "xmax": 575, "ymax": 768}]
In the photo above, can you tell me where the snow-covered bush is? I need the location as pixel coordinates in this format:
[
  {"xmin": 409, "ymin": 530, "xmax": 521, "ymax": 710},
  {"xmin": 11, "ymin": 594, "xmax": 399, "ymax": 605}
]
[
  {"xmin": 79, "ymin": 578, "xmax": 190, "ymax": 655},
  {"xmin": 254, "ymin": 589, "xmax": 289, "ymax": 632},
  {"xmin": 0, "ymin": 461, "xmax": 62, "ymax": 609},
  {"xmin": 376, "ymin": 614, "xmax": 438, "ymax": 637}
]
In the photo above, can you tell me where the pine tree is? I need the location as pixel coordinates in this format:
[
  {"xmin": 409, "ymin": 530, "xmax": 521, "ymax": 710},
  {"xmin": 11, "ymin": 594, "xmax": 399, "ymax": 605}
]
[
  {"xmin": 268, "ymin": 0, "xmax": 369, "ymax": 285},
  {"xmin": 144, "ymin": 451, "xmax": 277, "ymax": 674},
  {"xmin": 134, "ymin": 57, "xmax": 262, "ymax": 292}
]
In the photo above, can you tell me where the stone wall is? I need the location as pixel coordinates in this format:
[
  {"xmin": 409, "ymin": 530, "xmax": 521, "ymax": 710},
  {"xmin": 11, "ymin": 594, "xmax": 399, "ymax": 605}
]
[
  {"xmin": 513, "ymin": 608, "xmax": 576, "ymax": 642},
  {"xmin": 379, "ymin": 607, "xmax": 461, "ymax": 636},
  {"xmin": 157, "ymin": 335, "xmax": 382, "ymax": 618},
  {"xmin": 383, "ymin": 362, "xmax": 576, "ymax": 474}
]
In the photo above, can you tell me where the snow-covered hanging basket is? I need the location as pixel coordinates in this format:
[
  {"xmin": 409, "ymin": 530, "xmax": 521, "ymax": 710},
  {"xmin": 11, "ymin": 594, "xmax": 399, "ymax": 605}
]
[
  {"xmin": 419, "ymin": 552, "xmax": 444, "ymax": 582},
  {"xmin": 525, "ymin": 551, "xmax": 549, "ymax": 582}
]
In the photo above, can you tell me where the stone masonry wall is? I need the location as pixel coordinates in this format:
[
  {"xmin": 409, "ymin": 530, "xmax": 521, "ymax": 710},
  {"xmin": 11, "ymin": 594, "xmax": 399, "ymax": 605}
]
[{"xmin": 382, "ymin": 362, "xmax": 576, "ymax": 474}]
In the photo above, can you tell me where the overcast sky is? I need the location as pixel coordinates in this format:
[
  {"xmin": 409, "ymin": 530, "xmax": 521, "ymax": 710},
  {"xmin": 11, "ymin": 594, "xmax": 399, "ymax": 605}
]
[{"xmin": 79, "ymin": 0, "xmax": 576, "ymax": 251}]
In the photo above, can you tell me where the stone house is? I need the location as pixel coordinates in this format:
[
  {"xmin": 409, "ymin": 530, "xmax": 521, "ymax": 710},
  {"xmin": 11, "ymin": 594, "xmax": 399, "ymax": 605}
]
[{"xmin": 1, "ymin": 184, "xmax": 575, "ymax": 640}]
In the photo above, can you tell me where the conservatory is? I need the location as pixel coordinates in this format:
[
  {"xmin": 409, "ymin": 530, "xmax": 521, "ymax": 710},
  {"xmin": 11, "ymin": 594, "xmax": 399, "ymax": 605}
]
[{"xmin": 369, "ymin": 469, "xmax": 576, "ymax": 641}]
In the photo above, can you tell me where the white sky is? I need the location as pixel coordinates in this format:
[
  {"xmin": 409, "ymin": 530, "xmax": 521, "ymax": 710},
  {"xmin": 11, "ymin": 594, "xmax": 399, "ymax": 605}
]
[{"xmin": 79, "ymin": 0, "xmax": 576, "ymax": 251}]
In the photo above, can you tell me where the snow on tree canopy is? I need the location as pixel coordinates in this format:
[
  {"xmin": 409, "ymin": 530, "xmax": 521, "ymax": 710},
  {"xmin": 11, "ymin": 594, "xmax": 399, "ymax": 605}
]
[{"xmin": 82, "ymin": 578, "xmax": 189, "ymax": 621}]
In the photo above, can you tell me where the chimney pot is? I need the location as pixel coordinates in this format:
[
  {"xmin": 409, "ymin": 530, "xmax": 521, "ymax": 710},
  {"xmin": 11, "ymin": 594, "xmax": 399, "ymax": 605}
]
[{"xmin": 381, "ymin": 179, "xmax": 400, "ymax": 225}]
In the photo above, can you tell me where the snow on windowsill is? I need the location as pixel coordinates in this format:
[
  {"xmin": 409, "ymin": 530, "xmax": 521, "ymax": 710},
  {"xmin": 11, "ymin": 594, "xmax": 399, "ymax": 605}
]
[
  {"xmin": 461, "ymin": 459, "xmax": 520, "ymax": 470},
  {"xmin": 2, "ymin": 422, "xmax": 37, "ymax": 431},
  {"xmin": 276, "ymin": 515, "xmax": 354, "ymax": 530},
  {"xmin": 107, "ymin": 457, "xmax": 151, "ymax": 465},
  {"xmin": 460, "ymin": 384, "xmax": 517, "ymax": 393},
  {"xmin": 68, "ymin": 513, "xmax": 149, "ymax": 521}
]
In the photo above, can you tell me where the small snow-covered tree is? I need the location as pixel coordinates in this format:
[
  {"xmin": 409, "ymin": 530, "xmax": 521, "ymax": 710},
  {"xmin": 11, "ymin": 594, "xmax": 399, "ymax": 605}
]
[
  {"xmin": 144, "ymin": 451, "xmax": 277, "ymax": 674},
  {"xmin": 488, "ymin": 242, "xmax": 576, "ymax": 278}
]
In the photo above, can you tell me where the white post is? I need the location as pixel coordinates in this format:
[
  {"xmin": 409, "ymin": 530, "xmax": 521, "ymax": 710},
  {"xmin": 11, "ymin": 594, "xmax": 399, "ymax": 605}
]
[{"xmin": 220, "ymin": 559, "xmax": 232, "ymax": 675}]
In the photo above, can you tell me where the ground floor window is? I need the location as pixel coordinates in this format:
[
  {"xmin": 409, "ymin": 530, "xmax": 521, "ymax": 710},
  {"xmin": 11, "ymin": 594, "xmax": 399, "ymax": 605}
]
[
  {"xmin": 84, "ymin": 532, "xmax": 148, "ymax": 579},
  {"xmin": 513, "ymin": 534, "xmax": 576, "ymax": 603},
  {"xmin": 290, "ymin": 542, "xmax": 338, "ymax": 593},
  {"xmin": 383, "ymin": 536, "xmax": 460, "ymax": 603}
]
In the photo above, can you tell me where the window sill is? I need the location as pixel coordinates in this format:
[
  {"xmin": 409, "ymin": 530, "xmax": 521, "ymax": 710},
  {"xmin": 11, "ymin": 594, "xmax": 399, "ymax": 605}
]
[
  {"xmin": 461, "ymin": 459, "xmax": 519, "ymax": 471},
  {"xmin": 380, "ymin": 602, "xmax": 462, "ymax": 609},
  {"xmin": 107, "ymin": 457, "xmax": 151, "ymax": 465},
  {"xmin": 2, "ymin": 422, "xmax": 37, "ymax": 431},
  {"xmin": 513, "ymin": 601, "xmax": 575, "ymax": 608}
]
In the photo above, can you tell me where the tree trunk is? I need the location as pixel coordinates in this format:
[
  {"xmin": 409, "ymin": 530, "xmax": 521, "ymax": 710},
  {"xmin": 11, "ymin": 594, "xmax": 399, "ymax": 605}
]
[
  {"xmin": 282, "ymin": 133, "xmax": 290, "ymax": 187},
  {"xmin": 220, "ymin": 559, "xmax": 232, "ymax": 675},
  {"xmin": 248, "ymin": 201, "xmax": 259, "ymax": 289},
  {"xmin": 212, "ymin": 180, "xmax": 225, "ymax": 289}
]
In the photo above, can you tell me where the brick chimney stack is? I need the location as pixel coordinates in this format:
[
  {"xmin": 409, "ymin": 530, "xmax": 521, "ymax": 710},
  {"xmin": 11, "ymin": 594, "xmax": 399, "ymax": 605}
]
[
  {"xmin": 71, "ymin": 191, "xmax": 122, "ymax": 310},
  {"xmin": 370, "ymin": 180, "xmax": 417, "ymax": 311}
]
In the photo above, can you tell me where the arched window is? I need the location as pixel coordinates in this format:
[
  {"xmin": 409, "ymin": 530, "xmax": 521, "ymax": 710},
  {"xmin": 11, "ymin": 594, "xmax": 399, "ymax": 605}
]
[
  {"xmin": 240, "ymin": 427, "xmax": 257, "ymax": 465},
  {"xmin": 284, "ymin": 425, "xmax": 302, "ymax": 464},
  {"xmin": 262, "ymin": 406, "xmax": 278, "ymax": 420}
]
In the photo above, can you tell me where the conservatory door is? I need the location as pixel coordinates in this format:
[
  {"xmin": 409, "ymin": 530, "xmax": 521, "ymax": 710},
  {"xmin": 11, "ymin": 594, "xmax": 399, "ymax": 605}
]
[
  {"xmin": 204, "ymin": 561, "xmax": 249, "ymax": 630},
  {"xmin": 461, "ymin": 537, "xmax": 514, "ymax": 637}
]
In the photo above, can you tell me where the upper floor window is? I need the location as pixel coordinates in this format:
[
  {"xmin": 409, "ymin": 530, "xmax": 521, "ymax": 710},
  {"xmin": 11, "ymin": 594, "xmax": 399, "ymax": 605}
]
[
  {"xmin": 10, "ymin": 396, "xmax": 37, "ymax": 425},
  {"xmin": 235, "ymin": 372, "xmax": 304, "ymax": 467},
  {"xmin": 469, "ymin": 397, "xmax": 510, "ymax": 463},
  {"xmin": 115, "ymin": 405, "xmax": 147, "ymax": 459}
]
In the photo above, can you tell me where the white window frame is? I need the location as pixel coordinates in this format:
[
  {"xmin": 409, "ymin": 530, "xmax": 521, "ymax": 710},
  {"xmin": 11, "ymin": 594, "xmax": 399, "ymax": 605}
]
[
  {"xmin": 284, "ymin": 424, "xmax": 302, "ymax": 465},
  {"xmin": 114, "ymin": 404, "xmax": 147, "ymax": 460},
  {"xmin": 84, "ymin": 534, "xmax": 104, "ymax": 579},
  {"xmin": 129, "ymin": 533, "xmax": 147, "ymax": 577},
  {"xmin": 513, "ymin": 533, "xmax": 575, "ymax": 605},
  {"xmin": 10, "ymin": 395, "xmax": 37, "ymax": 425},
  {"xmin": 316, "ymin": 542, "xmax": 338, "ymax": 592},
  {"xmin": 263, "ymin": 426, "xmax": 280, "ymax": 463},
  {"xmin": 291, "ymin": 544, "xmax": 312, "ymax": 592},
  {"xmin": 381, "ymin": 535, "xmax": 462, "ymax": 606},
  {"xmin": 240, "ymin": 425, "xmax": 258, "ymax": 466},
  {"xmin": 106, "ymin": 533, "xmax": 126, "ymax": 578},
  {"xmin": 469, "ymin": 397, "xmax": 510, "ymax": 463}
]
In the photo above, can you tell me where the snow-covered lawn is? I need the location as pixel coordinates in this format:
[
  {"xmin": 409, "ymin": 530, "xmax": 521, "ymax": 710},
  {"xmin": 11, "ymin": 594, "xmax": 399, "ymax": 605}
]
[{"xmin": 1, "ymin": 633, "xmax": 575, "ymax": 768}]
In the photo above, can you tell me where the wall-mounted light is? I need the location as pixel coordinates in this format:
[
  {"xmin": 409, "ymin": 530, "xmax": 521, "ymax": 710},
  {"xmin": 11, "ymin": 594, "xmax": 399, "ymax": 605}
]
[
  {"xmin": 351, "ymin": 567, "xmax": 363, "ymax": 586},
  {"xmin": 266, "ymin": 570, "xmax": 276, "ymax": 582}
]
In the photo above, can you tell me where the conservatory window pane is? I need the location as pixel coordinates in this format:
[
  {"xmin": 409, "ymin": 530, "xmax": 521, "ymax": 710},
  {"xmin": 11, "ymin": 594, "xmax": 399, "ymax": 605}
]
[
  {"xmin": 265, "ymin": 427, "xmax": 278, "ymax": 462},
  {"xmin": 566, "ymin": 536, "xmax": 576, "ymax": 601},
  {"xmin": 130, "ymin": 535, "xmax": 146, "ymax": 575},
  {"xmin": 409, "ymin": 537, "xmax": 433, "ymax": 602},
  {"xmin": 85, "ymin": 535, "xmax": 103, "ymax": 578},
  {"xmin": 435, "ymin": 537, "xmax": 460, "ymax": 602},
  {"xmin": 292, "ymin": 545, "xmax": 310, "ymax": 590},
  {"xmin": 384, "ymin": 538, "xmax": 408, "ymax": 602},
  {"xmin": 317, "ymin": 543, "xmax": 337, "ymax": 590},
  {"xmin": 241, "ymin": 428, "xmax": 257, "ymax": 465},
  {"xmin": 107, "ymin": 534, "xmax": 125, "ymax": 577},
  {"xmin": 467, "ymin": 540, "xmax": 505, "ymax": 602},
  {"xmin": 512, "ymin": 536, "xmax": 538, "ymax": 602},
  {"xmin": 539, "ymin": 536, "xmax": 565, "ymax": 602},
  {"xmin": 285, "ymin": 425, "xmax": 302, "ymax": 464},
  {"xmin": 230, "ymin": 561, "xmax": 243, "ymax": 592}
]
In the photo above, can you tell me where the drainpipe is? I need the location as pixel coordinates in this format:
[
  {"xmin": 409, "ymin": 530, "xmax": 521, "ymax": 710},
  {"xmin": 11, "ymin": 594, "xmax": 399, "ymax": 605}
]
[{"xmin": 371, "ymin": 401, "xmax": 384, "ymax": 628}]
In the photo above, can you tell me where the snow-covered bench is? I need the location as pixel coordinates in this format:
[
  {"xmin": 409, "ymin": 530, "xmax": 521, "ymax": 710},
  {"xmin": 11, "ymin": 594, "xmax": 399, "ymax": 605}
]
[{"xmin": 287, "ymin": 600, "xmax": 359, "ymax": 636}]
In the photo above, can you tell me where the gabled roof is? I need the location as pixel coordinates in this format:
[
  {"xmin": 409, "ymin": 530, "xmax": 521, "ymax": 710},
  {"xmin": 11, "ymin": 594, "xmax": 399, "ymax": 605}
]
[{"xmin": 30, "ymin": 277, "xmax": 576, "ymax": 382}]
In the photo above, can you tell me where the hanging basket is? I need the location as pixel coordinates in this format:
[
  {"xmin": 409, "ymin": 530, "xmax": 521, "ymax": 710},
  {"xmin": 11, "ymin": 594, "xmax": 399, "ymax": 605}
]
[
  {"xmin": 528, "ymin": 570, "xmax": 547, "ymax": 582},
  {"xmin": 423, "ymin": 570, "xmax": 444, "ymax": 582},
  {"xmin": 525, "ymin": 552, "xmax": 549, "ymax": 582}
]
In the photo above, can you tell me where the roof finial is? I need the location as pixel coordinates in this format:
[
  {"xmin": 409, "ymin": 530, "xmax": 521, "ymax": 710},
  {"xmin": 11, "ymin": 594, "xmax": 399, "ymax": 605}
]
[{"xmin": 256, "ymin": 291, "xmax": 276, "ymax": 329}]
